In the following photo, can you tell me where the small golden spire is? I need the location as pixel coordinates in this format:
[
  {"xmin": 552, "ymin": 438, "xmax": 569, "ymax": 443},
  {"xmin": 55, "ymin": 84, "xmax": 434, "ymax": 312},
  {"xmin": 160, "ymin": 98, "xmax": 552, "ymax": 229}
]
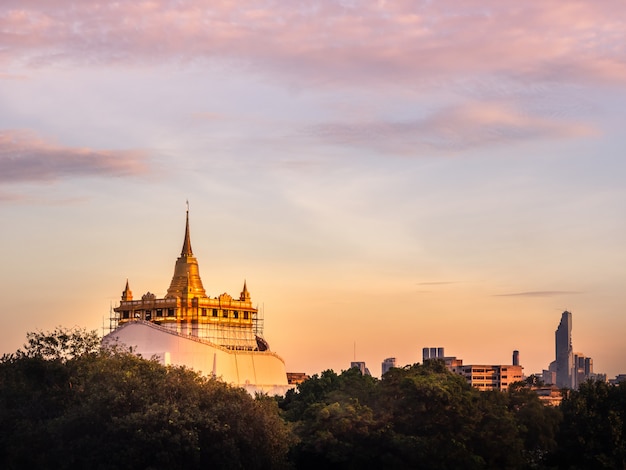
[
  {"xmin": 240, "ymin": 280, "xmax": 251, "ymax": 301},
  {"xmin": 121, "ymin": 279, "xmax": 133, "ymax": 301}
]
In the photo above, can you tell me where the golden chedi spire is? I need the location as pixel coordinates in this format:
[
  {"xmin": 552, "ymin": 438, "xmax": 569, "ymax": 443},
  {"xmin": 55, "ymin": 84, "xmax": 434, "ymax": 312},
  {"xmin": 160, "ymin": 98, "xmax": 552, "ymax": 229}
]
[
  {"xmin": 181, "ymin": 200, "xmax": 193, "ymax": 257},
  {"xmin": 165, "ymin": 205, "xmax": 207, "ymax": 299}
]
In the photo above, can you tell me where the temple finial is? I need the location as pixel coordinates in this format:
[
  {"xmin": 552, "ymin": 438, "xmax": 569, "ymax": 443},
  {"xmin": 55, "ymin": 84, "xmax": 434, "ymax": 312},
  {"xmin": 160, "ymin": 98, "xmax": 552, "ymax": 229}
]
[
  {"xmin": 181, "ymin": 203, "xmax": 193, "ymax": 256},
  {"xmin": 240, "ymin": 279, "xmax": 251, "ymax": 301},
  {"xmin": 121, "ymin": 279, "xmax": 133, "ymax": 301}
]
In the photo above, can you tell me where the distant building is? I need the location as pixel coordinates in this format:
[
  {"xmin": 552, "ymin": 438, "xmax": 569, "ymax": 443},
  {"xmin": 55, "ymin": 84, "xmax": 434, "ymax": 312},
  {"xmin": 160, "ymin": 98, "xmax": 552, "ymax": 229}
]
[
  {"xmin": 590, "ymin": 373, "xmax": 607, "ymax": 383},
  {"xmin": 423, "ymin": 347, "xmax": 523, "ymax": 391},
  {"xmin": 550, "ymin": 311, "xmax": 598, "ymax": 389},
  {"xmin": 382, "ymin": 357, "xmax": 397, "ymax": 376},
  {"xmin": 423, "ymin": 347, "xmax": 445, "ymax": 362},
  {"xmin": 102, "ymin": 208, "xmax": 290, "ymax": 396},
  {"xmin": 287, "ymin": 372, "xmax": 309, "ymax": 385},
  {"xmin": 609, "ymin": 374, "xmax": 626, "ymax": 386},
  {"xmin": 443, "ymin": 356, "xmax": 464, "ymax": 368},
  {"xmin": 351, "ymin": 361, "xmax": 372, "ymax": 376},
  {"xmin": 572, "ymin": 352, "xmax": 594, "ymax": 388},
  {"xmin": 452, "ymin": 364, "xmax": 523, "ymax": 391},
  {"xmin": 533, "ymin": 386, "xmax": 564, "ymax": 406},
  {"xmin": 422, "ymin": 347, "xmax": 463, "ymax": 370},
  {"xmin": 555, "ymin": 311, "xmax": 573, "ymax": 388},
  {"xmin": 542, "ymin": 369, "xmax": 556, "ymax": 386}
]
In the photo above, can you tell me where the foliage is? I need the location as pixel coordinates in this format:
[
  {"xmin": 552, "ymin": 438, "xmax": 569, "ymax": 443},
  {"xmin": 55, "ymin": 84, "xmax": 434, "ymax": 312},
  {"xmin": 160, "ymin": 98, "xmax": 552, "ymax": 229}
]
[
  {"xmin": 16, "ymin": 326, "xmax": 101, "ymax": 361},
  {"xmin": 280, "ymin": 361, "xmax": 555, "ymax": 469},
  {"xmin": 553, "ymin": 380, "xmax": 626, "ymax": 469},
  {"xmin": 3, "ymin": 328, "xmax": 626, "ymax": 469},
  {"xmin": 507, "ymin": 383, "xmax": 562, "ymax": 467},
  {"xmin": 0, "ymin": 328, "xmax": 292, "ymax": 470},
  {"xmin": 525, "ymin": 374, "xmax": 546, "ymax": 387}
]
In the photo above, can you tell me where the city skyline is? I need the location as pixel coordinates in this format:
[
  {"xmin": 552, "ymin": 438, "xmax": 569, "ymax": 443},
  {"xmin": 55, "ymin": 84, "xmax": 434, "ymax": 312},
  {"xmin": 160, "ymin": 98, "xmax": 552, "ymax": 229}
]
[{"xmin": 1, "ymin": 1, "xmax": 625, "ymax": 378}]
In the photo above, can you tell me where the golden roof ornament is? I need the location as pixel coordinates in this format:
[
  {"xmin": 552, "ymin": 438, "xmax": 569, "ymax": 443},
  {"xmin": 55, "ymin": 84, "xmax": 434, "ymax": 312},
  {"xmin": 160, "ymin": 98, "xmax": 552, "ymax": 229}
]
[{"xmin": 165, "ymin": 206, "xmax": 207, "ymax": 299}]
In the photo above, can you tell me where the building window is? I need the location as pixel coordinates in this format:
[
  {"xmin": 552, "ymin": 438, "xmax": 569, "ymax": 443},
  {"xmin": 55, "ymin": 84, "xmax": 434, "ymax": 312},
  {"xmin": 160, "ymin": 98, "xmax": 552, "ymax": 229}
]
[
  {"xmin": 233, "ymin": 311, "xmax": 239, "ymax": 319},
  {"xmin": 212, "ymin": 309, "xmax": 218, "ymax": 317},
  {"xmin": 168, "ymin": 308, "xmax": 175, "ymax": 317},
  {"xmin": 223, "ymin": 310, "xmax": 229, "ymax": 318},
  {"xmin": 156, "ymin": 309, "xmax": 162, "ymax": 317},
  {"xmin": 145, "ymin": 310, "xmax": 152, "ymax": 321},
  {"xmin": 122, "ymin": 311, "xmax": 129, "ymax": 319},
  {"xmin": 202, "ymin": 308, "xmax": 207, "ymax": 316},
  {"xmin": 243, "ymin": 312, "xmax": 249, "ymax": 320}
]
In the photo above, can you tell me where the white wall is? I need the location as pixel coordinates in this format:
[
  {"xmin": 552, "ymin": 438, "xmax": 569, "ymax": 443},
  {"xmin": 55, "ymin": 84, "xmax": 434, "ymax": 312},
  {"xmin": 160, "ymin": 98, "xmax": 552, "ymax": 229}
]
[{"xmin": 103, "ymin": 321, "xmax": 291, "ymax": 395}]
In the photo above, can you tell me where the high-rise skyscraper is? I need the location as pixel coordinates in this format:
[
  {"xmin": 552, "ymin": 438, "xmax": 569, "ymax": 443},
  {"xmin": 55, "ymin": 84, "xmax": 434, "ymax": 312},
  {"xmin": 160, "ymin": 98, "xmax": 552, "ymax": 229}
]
[
  {"xmin": 555, "ymin": 311, "xmax": 573, "ymax": 388},
  {"xmin": 351, "ymin": 361, "xmax": 372, "ymax": 376},
  {"xmin": 382, "ymin": 357, "xmax": 397, "ymax": 376}
]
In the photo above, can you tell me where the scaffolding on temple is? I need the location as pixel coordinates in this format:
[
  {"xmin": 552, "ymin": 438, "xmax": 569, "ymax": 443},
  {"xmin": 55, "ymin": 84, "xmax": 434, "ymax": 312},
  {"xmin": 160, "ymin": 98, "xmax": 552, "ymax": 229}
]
[{"xmin": 108, "ymin": 300, "xmax": 267, "ymax": 351}]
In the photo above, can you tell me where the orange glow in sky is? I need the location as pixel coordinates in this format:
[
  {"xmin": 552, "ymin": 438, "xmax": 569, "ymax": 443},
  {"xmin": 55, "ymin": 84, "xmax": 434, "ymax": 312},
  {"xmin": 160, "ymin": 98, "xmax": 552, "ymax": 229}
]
[{"xmin": 1, "ymin": 0, "xmax": 625, "ymax": 379}]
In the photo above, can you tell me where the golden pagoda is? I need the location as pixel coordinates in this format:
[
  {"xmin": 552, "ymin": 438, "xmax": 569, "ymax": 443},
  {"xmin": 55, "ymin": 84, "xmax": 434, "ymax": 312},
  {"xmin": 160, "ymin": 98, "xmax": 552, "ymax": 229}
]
[
  {"xmin": 113, "ymin": 209, "xmax": 266, "ymax": 352},
  {"xmin": 105, "ymin": 208, "xmax": 288, "ymax": 394}
]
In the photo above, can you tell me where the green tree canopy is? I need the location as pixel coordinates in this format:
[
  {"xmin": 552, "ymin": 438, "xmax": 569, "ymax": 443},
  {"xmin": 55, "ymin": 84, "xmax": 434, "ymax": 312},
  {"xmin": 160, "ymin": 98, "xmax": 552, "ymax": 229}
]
[
  {"xmin": 280, "ymin": 361, "xmax": 551, "ymax": 469},
  {"xmin": 0, "ymin": 328, "xmax": 292, "ymax": 470},
  {"xmin": 16, "ymin": 326, "xmax": 101, "ymax": 361},
  {"xmin": 554, "ymin": 380, "xmax": 626, "ymax": 469}
]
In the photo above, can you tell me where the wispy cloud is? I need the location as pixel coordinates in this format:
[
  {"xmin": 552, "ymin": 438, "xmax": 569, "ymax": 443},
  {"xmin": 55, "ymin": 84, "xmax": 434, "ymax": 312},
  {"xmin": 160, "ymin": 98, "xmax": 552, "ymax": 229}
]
[
  {"xmin": 1, "ymin": 1, "xmax": 625, "ymax": 88},
  {"xmin": 0, "ymin": 129, "xmax": 150, "ymax": 184},
  {"xmin": 494, "ymin": 291, "xmax": 582, "ymax": 297},
  {"xmin": 416, "ymin": 281, "xmax": 459, "ymax": 286},
  {"xmin": 306, "ymin": 101, "xmax": 596, "ymax": 154}
]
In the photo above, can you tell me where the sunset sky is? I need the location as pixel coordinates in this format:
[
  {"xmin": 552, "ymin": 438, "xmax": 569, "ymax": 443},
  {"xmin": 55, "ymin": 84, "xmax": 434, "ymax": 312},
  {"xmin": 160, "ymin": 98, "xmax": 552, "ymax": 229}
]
[{"xmin": 1, "ymin": 0, "xmax": 625, "ymax": 378}]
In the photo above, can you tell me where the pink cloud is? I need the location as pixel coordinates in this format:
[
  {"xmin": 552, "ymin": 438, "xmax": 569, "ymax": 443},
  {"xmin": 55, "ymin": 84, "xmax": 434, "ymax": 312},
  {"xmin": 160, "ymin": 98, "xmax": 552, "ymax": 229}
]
[
  {"xmin": 0, "ymin": 129, "xmax": 150, "ymax": 183},
  {"xmin": 0, "ymin": 0, "xmax": 624, "ymax": 86},
  {"xmin": 307, "ymin": 101, "xmax": 597, "ymax": 154}
]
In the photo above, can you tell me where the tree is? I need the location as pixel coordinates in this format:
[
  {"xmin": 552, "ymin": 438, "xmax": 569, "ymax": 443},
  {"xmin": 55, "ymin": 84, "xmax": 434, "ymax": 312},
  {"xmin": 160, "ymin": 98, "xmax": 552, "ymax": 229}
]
[
  {"xmin": 507, "ymin": 383, "xmax": 562, "ymax": 467},
  {"xmin": 280, "ymin": 368, "xmax": 382, "ymax": 469},
  {"xmin": 554, "ymin": 380, "xmax": 626, "ymax": 469},
  {"xmin": 0, "ymin": 328, "xmax": 292, "ymax": 470},
  {"xmin": 282, "ymin": 362, "xmax": 532, "ymax": 469},
  {"xmin": 16, "ymin": 326, "xmax": 101, "ymax": 361},
  {"xmin": 377, "ymin": 362, "xmax": 524, "ymax": 469}
]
